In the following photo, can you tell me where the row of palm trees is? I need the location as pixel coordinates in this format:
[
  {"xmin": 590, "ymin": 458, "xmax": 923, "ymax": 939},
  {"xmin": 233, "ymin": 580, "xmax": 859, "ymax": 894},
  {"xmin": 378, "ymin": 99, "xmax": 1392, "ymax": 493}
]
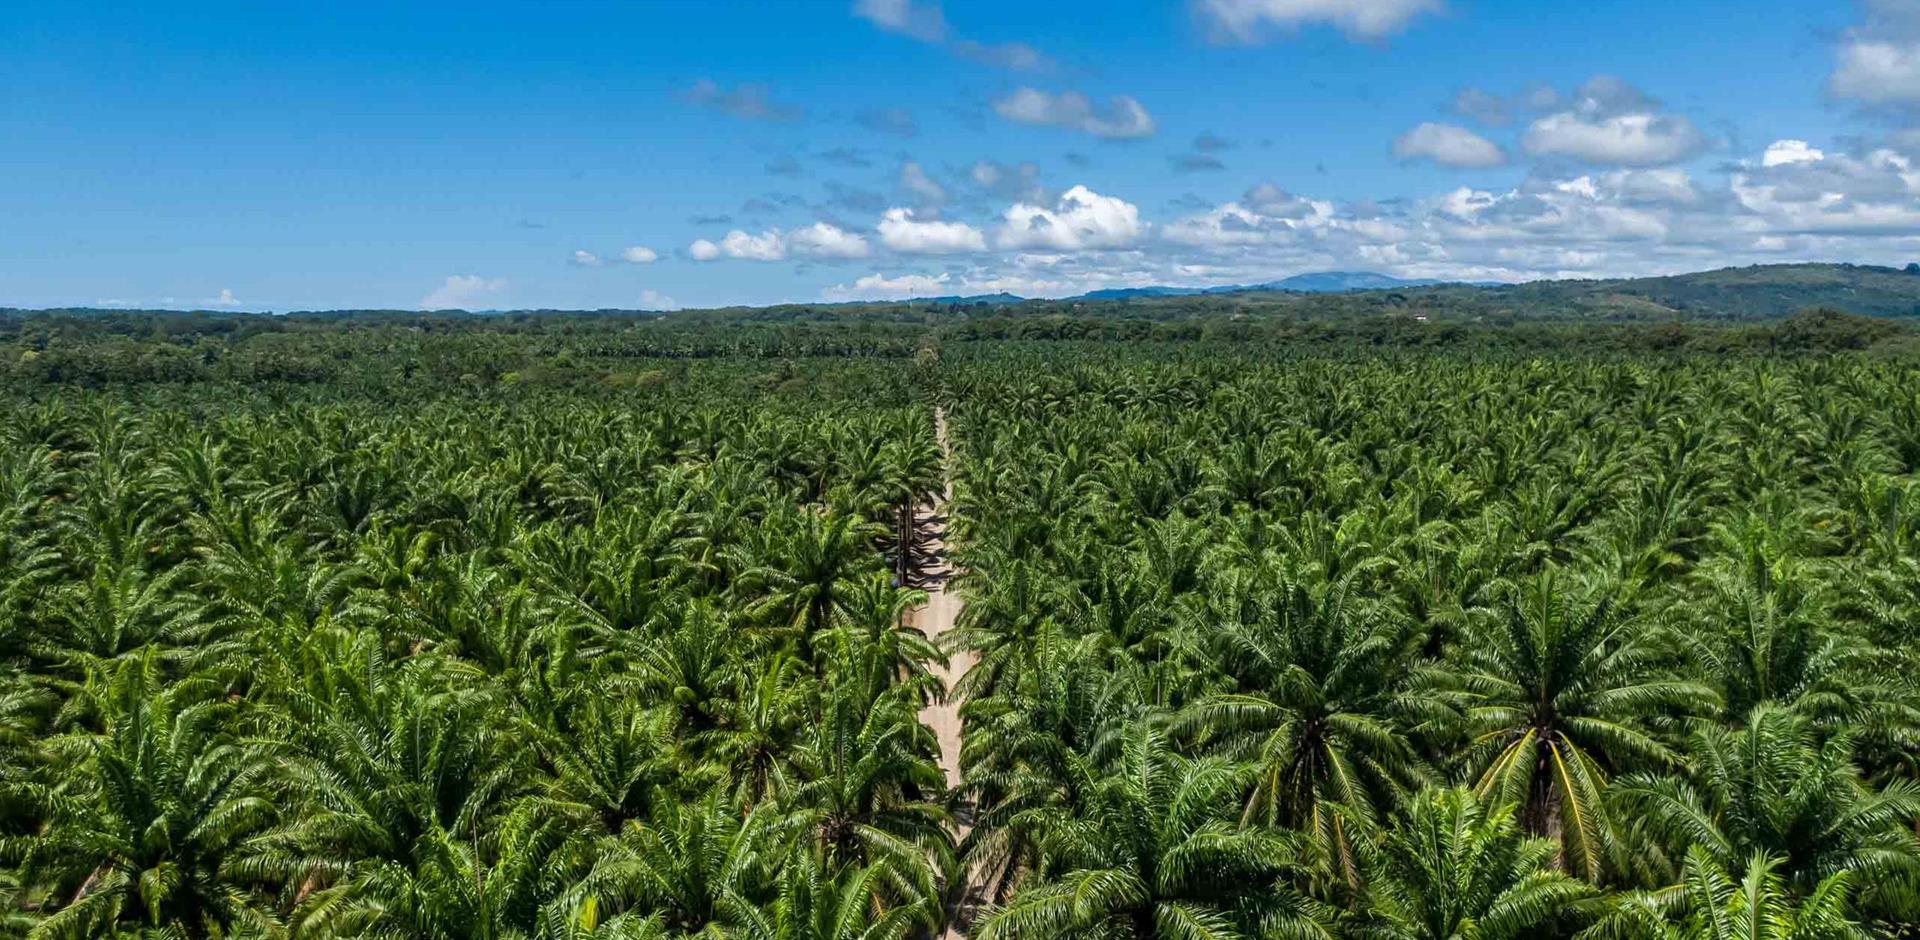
[{"xmin": 942, "ymin": 351, "xmax": 1920, "ymax": 938}]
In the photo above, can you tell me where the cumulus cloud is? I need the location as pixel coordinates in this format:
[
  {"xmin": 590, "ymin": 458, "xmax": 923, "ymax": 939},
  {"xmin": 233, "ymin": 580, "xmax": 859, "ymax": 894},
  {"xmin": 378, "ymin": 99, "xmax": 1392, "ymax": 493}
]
[
  {"xmin": 993, "ymin": 88, "xmax": 1156, "ymax": 139},
  {"xmin": 690, "ymin": 225, "xmax": 868, "ymax": 262},
  {"xmin": 878, "ymin": 208, "xmax": 987, "ymax": 253},
  {"xmin": 691, "ymin": 230, "xmax": 786, "ymax": 261},
  {"xmin": 1162, "ymin": 184, "xmax": 1338, "ymax": 247},
  {"xmin": 821, "ymin": 262, "xmax": 1089, "ymax": 301},
  {"xmin": 1733, "ymin": 141, "xmax": 1920, "ymax": 233},
  {"xmin": 622, "ymin": 246, "xmax": 660, "ymax": 264},
  {"xmin": 996, "ymin": 185, "xmax": 1143, "ymax": 250},
  {"xmin": 1520, "ymin": 77, "xmax": 1708, "ymax": 166},
  {"xmin": 790, "ymin": 221, "xmax": 871, "ymax": 259},
  {"xmin": 822, "ymin": 272, "xmax": 956, "ymax": 301},
  {"xmin": 571, "ymin": 250, "xmax": 604, "ymax": 267},
  {"xmin": 1832, "ymin": 42, "xmax": 1920, "ymax": 104},
  {"xmin": 211, "ymin": 288, "xmax": 241, "ymax": 307},
  {"xmin": 899, "ymin": 161, "xmax": 948, "ymax": 206},
  {"xmin": 420, "ymin": 275, "xmax": 506, "ymax": 310},
  {"xmin": 1763, "ymin": 140, "xmax": 1826, "ymax": 168},
  {"xmin": 1830, "ymin": 0, "xmax": 1920, "ymax": 105},
  {"xmin": 1195, "ymin": 0, "xmax": 1443, "ymax": 42},
  {"xmin": 679, "ymin": 79, "xmax": 802, "ymax": 122},
  {"xmin": 1393, "ymin": 122, "xmax": 1507, "ymax": 168},
  {"xmin": 1524, "ymin": 113, "xmax": 1708, "ymax": 166}
]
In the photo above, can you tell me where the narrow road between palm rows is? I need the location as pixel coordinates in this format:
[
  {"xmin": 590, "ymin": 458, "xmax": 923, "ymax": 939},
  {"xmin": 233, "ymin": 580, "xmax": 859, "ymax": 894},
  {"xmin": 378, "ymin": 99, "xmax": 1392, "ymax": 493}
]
[{"xmin": 907, "ymin": 406, "xmax": 979, "ymax": 939}]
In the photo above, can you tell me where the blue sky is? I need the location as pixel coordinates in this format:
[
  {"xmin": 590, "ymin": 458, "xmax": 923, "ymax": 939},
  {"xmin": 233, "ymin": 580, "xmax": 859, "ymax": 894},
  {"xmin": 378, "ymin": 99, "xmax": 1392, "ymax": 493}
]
[{"xmin": 4, "ymin": 0, "xmax": 1917, "ymax": 310}]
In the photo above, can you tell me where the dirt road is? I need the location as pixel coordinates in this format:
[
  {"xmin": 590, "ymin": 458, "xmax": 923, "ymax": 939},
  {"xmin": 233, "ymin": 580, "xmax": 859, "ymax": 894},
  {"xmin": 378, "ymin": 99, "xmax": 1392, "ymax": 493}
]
[{"xmin": 906, "ymin": 406, "xmax": 979, "ymax": 938}]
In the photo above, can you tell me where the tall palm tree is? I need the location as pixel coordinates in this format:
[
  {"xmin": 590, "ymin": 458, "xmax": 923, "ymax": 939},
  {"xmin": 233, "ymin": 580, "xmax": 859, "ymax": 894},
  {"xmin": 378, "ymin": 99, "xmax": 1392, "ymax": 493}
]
[
  {"xmin": 1443, "ymin": 570, "xmax": 1712, "ymax": 881},
  {"xmin": 1175, "ymin": 565, "xmax": 1436, "ymax": 876},
  {"xmin": 780, "ymin": 691, "xmax": 948, "ymax": 921}
]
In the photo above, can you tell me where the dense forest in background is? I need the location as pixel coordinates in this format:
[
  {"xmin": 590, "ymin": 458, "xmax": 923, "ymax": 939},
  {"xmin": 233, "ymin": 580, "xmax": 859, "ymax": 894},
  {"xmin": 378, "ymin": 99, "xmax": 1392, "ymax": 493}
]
[
  {"xmin": 2, "ymin": 300, "xmax": 1920, "ymax": 939},
  {"xmin": 13, "ymin": 261, "xmax": 1920, "ymax": 331}
]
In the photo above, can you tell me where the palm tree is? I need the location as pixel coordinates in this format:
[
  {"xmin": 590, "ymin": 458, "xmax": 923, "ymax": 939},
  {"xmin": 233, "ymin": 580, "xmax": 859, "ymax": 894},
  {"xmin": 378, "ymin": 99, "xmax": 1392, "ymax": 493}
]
[
  {"xmin": 736, "ymin": 510, "xmax": 886, "ymax": 652},
  {"xmin": 780, "ymin": 691, "xmax": 949, "ymax": 921},
  {"xmin": 1582, "ymin": 848, "xmax": 1865, "ymax": 940},
  {"xmin": 5, "ymin": 657, "xmax": 278, "ymax": 938},
  {"xmin": 698, "ymin": 654, "xmax": 811, "ymax": 809},
  {"xmin": 291, "ymin": 800, "xmax": 599, "ymax": 940},
  {"xmin": 1615, "ymin": 705, "xmax": 1920, "ymax": 920},
  {"xmin": 740, "ymin": 852, "xmax": 929, "ymax": 940},
  {"xmin": 1443, "ymin": 570, "xmax": 1713, "ymax": 881},
  {"xmin": 247, "ymin": 648, "xmax": 532, "ymax": 915},
  {"xmin": 972, "ymin": 724, "xmax": 1298, "ymax": 940},
  {"xmin": 567, "ymin": 796, "xmax": 774, "ymax": 940},
  {"xmin": 1344, "ymin": 787, "xmax": 1597, "ymax": 940},
  {"xmin": 1175, "ymin": 565, "xmax": 1436, "ymax": 875}
]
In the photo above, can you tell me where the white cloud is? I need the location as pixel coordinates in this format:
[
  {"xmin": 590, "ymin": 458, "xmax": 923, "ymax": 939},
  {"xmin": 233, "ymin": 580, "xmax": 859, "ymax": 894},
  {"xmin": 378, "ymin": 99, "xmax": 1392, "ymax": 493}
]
[
  {"xmin": 1523, "ymin": 113, "xmax": 1707, "ymax": 166},
  {"xmin": 1393, "ymin": 122, "xmax": 1507, "ymax": 168},
  {"xmin": 1195, "ymin": 0, "xmax": 1443, "ymax": 42},
  {"xmin": 1763, "ymin": 140, "xmax": 1825, "ymax": 168},
  {"xmin": 690, "ymin": 225, "xmax": 866, "ymax": 261},
  {"xmin": 996, "ymin": 184, "xmax": 1143, "ymax": 250},
  {"xmin": 821, "ymin": 261, "xmax": 1092, "ymax": 301},
  {"xmin": 212, "ymin": 288, "xmax": 241, "ymax": 307},
  {"xmin": 1830, "ymin": 1, "xmax": 1920, "ymax": 105},
  {"xmin": 721, "ymin": 230, "xmax": 787, "ymax": 261},
  {"xmin": 1162, "ymin": 183, "xmax": 1343, "ymax": 248},
  {"xmin": 638, "ymin": 289, "xmax": 680, "ymax": 310},
  {"xmin": 878, "ymin": 208, "xmax": 987, "ymax": 254},
  {"xmin": 1596, "ymin": 168, "xmax": 1701, "ymax": 206},
  {"xmin": 789, "ymin": 222, "xmax": 871, "ymax": 259},
  {"xmin": 1520, "ymin": 76, "xmax": 1709, "ymax": 166},
  {"xmin": 853, "ymin": 0, "xmax": 948, "ymax": 42},
  {"xmin": 622, "ymin": 246, "xmax": 660, "ymax": 264},
  {"xmin": 1832, "ymin": 41, "xmax": 1920, "ymax": 104},
  {"xmin": 900, "ymin": 161, "xmax": 947, "ymax": 206},
  {"xmin": 992, "ymin": 88, "xmax": 1156, "ymax": 139},
  {"xmin": 1733, "ymin": 142, "xmax": 1920, "ymax": 233},
  {"xmin": 571, "ymin": 250, "xmax": 604, "ymax": 267},
  {"xmin": 420, "ymin": 275, "xmax": 506, "ymax": 310},
  {"xmin": 691, "ymin": 230, "xmax": 787, "ymax": 261},
  {"xmin": 823, "ymin": 272, "xmax": 955, "ymax": 301}
]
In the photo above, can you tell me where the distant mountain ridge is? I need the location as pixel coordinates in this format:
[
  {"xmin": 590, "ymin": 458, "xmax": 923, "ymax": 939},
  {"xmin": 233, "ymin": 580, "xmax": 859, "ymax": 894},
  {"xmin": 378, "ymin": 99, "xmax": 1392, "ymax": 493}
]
[
  {"xmin": 9, "ymin": 263, "xmax": 1920, "ymax": 321},
  {"xmin": 900, "ymin": 263, "xmax": 1920, "ymax": 320}
]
